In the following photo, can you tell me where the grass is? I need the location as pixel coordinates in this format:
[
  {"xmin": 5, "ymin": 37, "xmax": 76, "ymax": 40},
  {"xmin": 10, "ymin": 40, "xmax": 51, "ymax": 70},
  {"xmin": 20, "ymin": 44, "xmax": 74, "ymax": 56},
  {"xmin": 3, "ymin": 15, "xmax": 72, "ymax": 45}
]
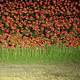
[{"xmin": 0, "ymin": 44, "xmax": 80, "ymax": 64}]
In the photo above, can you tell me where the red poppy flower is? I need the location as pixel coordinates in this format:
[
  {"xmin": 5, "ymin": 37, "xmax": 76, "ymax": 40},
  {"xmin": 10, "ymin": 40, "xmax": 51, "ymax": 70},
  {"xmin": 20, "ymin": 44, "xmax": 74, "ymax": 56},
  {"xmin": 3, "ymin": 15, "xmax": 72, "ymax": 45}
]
[
  {"xmin": 51, "ymin": 27, "xmax": 55, "ymax": 32},
  {"xmin": 34, "ymin": 10, "xmax": 39, "ymax": 13},
  {"xmin": 39, "ymin": 1, "xmax": 43, "ymax": 5},
  {"xmin": 0, "ymin": 23, "xmax": 4, "ymax": 27},
  {"xmin": 41, "ymin": 24, "xmax": 46, "ymax": 27},
  {"xmin": 4, "ymin": 29, "xmax": 9, "ymax": 34},
  {"xmin": 46, "ymin": 33, "xmax": 49, "ymax": 37},
  {"xmin": 69, "ymin": 42, "xmax": 74, "ymax": 47},
  {"xmin": 33, "ymin": 26, "xmax": 39, "ymax": 30},
  {"xmin": 77, "ymin": 28, "xmax": 80, "ymax": 33}
]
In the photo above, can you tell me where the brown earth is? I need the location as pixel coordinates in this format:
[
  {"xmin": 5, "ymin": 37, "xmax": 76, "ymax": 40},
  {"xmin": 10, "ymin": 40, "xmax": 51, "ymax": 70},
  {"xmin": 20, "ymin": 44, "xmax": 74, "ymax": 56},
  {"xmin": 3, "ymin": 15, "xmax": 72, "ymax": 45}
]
[{"xmin": 0, "ymin": 64, "xmax": 80, "ymax": 80}]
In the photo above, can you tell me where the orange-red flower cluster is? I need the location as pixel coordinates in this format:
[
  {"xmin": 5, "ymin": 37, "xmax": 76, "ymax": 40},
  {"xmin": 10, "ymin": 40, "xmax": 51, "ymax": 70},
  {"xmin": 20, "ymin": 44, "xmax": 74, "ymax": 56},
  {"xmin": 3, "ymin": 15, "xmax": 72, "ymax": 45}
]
[{"xmin": 0, "ymin": 0, "xmax": 80, "ymax": 48}]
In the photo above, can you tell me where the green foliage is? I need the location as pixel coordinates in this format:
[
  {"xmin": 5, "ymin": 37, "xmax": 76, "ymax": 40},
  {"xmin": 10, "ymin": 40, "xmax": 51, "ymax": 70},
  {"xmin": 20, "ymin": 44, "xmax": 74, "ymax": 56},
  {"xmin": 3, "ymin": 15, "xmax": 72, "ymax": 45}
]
[
  {"xmin": 0, "ymin": 30, "xmax": 3, "ymax": 35},
  {"xmin": 4, "ymin": 23, "xmax": 9, "ymax": 28},
  {"xmin": 0, "ymin": 45, "xmax": 80, "ymax": 64},
  {"xmin": 0, "ymin": 16, "xmax": 2, "ymax": 20}
]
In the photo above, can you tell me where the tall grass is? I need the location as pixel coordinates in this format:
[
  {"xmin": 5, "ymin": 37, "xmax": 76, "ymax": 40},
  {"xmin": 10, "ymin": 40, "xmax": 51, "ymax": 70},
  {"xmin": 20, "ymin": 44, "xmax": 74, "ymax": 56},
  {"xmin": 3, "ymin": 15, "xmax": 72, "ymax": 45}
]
[{"xmin": 0, "ymin": 45, "xmax": 80, "ymax": 64}]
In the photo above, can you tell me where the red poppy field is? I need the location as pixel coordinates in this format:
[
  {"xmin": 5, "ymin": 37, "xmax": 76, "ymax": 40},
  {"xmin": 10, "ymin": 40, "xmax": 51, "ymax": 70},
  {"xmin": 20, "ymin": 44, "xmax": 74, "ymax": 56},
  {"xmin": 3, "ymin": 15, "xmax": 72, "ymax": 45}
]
[
  {"xmin": 0, "ymin": 2, "xmax": 80, "ymax": 80},
  {"xmin": 0, "ymin": 0, "xmax": 80, "ymax": 48}
]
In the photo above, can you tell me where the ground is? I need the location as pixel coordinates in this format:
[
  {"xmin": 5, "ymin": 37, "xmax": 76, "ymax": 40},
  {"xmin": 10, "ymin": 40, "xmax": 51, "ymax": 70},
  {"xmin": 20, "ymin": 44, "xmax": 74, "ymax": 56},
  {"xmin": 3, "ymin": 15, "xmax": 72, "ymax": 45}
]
[{"xmin": 0, "ymin": 64, "xmax": 80, "ymax": 80}]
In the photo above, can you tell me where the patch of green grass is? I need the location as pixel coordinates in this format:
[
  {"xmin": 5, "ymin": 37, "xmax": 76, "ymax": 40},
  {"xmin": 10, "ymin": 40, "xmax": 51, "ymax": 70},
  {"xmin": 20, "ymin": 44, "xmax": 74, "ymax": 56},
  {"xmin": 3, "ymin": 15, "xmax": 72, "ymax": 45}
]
[{"xmin": 0, "ymin": 45, "xmax": 80, "ymax": 64}]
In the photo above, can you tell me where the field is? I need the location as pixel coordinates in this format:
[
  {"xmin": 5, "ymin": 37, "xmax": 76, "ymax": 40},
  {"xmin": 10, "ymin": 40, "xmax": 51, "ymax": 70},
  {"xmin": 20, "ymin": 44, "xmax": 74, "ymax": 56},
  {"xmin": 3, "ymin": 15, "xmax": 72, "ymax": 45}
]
[
  {"xmin": 0, "ymin": 45, "xmax": 80, "ymax": 64},
  {"xmin": 0, "ymin": 64, "xmax": 80, "ymax": 80},
  {"xmin": 0, "ymin": 0, "xmax": 80, "ymax": 80},
  {"xmin": 0, "ymin": 0, "xmax": 80, "ymax": 48},
  {"xmin": 0, "ymin": 0, "xmax": 80, "ymax": 65}
]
